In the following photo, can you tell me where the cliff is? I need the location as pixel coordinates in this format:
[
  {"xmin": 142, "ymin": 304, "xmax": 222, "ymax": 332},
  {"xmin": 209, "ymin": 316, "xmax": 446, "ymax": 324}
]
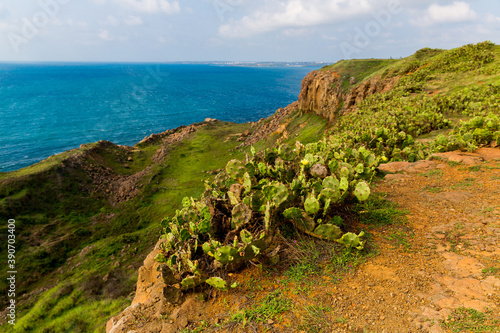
[{"xmin": 297, "ymin": 69, "xmax": 399, "ymax": 122}]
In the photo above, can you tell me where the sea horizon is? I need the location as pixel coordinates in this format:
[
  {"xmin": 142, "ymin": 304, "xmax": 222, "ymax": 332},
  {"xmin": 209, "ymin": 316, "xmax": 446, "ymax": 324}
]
[{"xmin": 0, "ymin": 63, "xmax": 322, "ymax": 172}]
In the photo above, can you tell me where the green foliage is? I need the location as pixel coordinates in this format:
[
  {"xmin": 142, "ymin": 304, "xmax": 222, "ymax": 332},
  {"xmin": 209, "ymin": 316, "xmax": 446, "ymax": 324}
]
[
  {"xmin": 441, "ymin": 307, "xmax": 500, "ymax": 332},
  {"xmin": 336, "ymin": 231, "xmax": 365, "ymax": 250},
  {"xmin": 205, "ymin": 277, "xmax": 228, "ymax": 291},
  {"xmin": 230, "ymin": 290, "xmax": 292, "ymax": 325}
]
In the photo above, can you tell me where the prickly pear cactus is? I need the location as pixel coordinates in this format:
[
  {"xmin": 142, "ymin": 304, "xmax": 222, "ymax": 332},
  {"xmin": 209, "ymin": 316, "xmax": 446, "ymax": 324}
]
[
  {"xmin": 353, "ymin": 181, "xmax": 370, "ymax": 202},
  {"xmin": 226, "ymin": 159, "xmax": 246, "ymax": 183},
  {"xmin": 157, "ymin": 137, "xmax": 380, "ymax": 294},
  {"xmin": 205, "ymin": 277, "xmax": 228, "ymax": 291},
  {"xmin": 231, "ymin": 203, "xmax": 252, "ymax": 228},
  {"xmin": 313, "ymin": 224, "xmax": 342, "ymax": 241},
  {"xmin": 336, "ymin": 231, "xmax": 365, "ymax": 250}
]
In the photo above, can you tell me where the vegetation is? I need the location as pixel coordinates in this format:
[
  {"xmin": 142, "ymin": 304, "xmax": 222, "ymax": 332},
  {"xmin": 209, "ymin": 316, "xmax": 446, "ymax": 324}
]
[
  {"xmin": 441, "ymin": 307, "xmax": 500, "ymax": 332},
  {"xmin": 1, "ymin": 41, "xmax": 499, "ymax": 331}
]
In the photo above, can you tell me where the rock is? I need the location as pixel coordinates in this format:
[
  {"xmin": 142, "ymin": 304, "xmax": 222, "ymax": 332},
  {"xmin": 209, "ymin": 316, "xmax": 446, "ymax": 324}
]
[
  {"xmin": 378, "ymin": 160, "xmax": 436, "ymax": 174},
  {"xmin": 310, "ymin": 163, "xmax": 329, "ymax": 178},
  {"xmin": 350, "ymin": 77, "xmax": 356, "ymax": 85},
  {"xmin": 384, "ymin": 174, "xmax": 410, "ymax": 181},
  {"xmin": 431, "ymin": 151, "xmax": 484, "ymax": 165},
  {"xmin": 169, "ymin": 298, "xmax": 202, "ymax": 329},
  {"xmin": 378, "ymin": 162, "xmax": 412, "ymax": 174},
  {"xmin": 204, "ymin": 118, "xmax": 217, "ymax": 122},
  {"xmin": 127, "ymin": 157, "xmax": 133, "ymax": 162}
]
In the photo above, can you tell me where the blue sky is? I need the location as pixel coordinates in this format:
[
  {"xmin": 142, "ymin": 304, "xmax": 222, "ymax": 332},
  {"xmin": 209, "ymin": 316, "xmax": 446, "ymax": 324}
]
[{"xmin": 0, "ymin": 0, "xmax": 499, "ymax": 62}]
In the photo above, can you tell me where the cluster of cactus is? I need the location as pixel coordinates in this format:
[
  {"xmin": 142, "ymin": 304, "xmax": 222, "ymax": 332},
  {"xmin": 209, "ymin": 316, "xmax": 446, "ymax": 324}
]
[{"xmin": 156, "ymin": 138, "xmax": 381, "ymax": 291}]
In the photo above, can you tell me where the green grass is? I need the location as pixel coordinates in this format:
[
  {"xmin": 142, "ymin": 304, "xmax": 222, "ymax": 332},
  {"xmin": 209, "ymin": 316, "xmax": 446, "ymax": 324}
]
[
  {"xmin": 284, "ymin": 239, "xmax": 322, "ymax": 283},
  {"xmin": 298, "ymin": 304, "xmax": 334, "ymax": 333},
  {"xmin": 353, "ymin": 193, "xmax": 408, "ymax": 227},
  {"xmin": 229, "ymin": 290, "xmax": 292, "ymax": 326},
  {"xmin": 452, "ymin": 178, "xmax": 475, "ymax": 188},
  {"xmin": 4, "ymin": 284, "xmax": 130, "ymax": 333},
  {"xmin": 320, "ymin": 59, "xmax": 398, "ymax": 92},
  {"xmin": 441, "ymin": 308, "xmax": 500, "ymax": 332},
  {"xmin": 482, "ymin": 267, "xmax": 500, "ymax": 276},
  {"xmin": 468, "ymin": 165, "xmax": 482, "ymax": 172},
  {"xmin": 386, "ymin": 230, "xmax": 414, "ymax": 252},
  {"xmin": 424, "ymin": 185, "xmax": 443, "ymax": 193},
  {"xmin": 329, "ymin": 247, "xmax": 366, "ymax": 272},
  {"xmin": 420, "ymin": 169, "xmax": 443, "ymax": 178}
]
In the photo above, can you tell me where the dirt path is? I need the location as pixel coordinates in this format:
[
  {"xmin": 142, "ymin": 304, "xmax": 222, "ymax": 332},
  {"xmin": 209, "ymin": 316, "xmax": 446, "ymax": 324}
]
[{"xmin": 107, "ymin": 149, "xmax": 500, "ymax": 333}]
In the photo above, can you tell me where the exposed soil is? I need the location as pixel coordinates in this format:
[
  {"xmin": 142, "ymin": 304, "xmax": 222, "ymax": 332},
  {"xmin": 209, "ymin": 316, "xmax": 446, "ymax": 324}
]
[{"xmin": 107, "ymin": 148, "xmax": 500, "ymax": 333}]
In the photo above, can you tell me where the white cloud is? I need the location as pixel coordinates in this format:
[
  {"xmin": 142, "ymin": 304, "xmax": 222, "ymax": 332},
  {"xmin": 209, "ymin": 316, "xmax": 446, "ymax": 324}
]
[
  {"xmin": 428, "ymin": 1, "xmax": 477, "ymax": 22},
  {"xmin": 218, "ymin": 0, "xmax": 377, "ymax": 38},
  {"xmin": 113, "ymin": 0, "xmax": 180, "ymax": 15},
  {"xmin": 485, "ymin": 14, "xmax": 500, "ymax": 23},
  {"xmin": 413, "ymin": 1, "xmax": 477, "ymax": 26},
  {"xmin": 105, "ymin": 15, "xmax": 120, "ymax": 27},
  {"xmin": 124, "ymin": 15, "xmax": 143, "ymax": 26},
  {"xmin": 98, "ymin": 29, "xmax": 113, "ymax": 41}
]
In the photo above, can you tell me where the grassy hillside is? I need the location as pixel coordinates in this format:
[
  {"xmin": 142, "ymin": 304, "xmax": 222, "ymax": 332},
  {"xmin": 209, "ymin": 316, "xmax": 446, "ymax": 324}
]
[
  {"xmin": 0, "ymin": 113, "xmax": 329, "ymax": 332},
  {"xmin": 1, "ymin": 41, "xmax": 499, "ymax": 332}
]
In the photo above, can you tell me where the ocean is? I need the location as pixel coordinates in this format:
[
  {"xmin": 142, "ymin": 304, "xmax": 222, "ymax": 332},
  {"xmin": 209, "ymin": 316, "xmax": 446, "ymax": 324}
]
[{"xmin": 0, "ymin": 63, "xmax": 320, "ymax": 172}]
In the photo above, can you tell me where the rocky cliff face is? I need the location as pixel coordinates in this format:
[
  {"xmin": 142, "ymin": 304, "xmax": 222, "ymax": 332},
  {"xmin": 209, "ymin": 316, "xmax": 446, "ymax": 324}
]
[{"xmin": 297, "ymin": 70, "xmax": 399, "ymax": 122}]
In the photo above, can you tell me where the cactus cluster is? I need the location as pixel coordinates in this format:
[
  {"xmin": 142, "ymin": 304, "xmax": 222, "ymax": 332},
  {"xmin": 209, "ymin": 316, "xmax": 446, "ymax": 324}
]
[{"xmin": 156, "ymin": 137, "xmax": 382, "ymax": 291}]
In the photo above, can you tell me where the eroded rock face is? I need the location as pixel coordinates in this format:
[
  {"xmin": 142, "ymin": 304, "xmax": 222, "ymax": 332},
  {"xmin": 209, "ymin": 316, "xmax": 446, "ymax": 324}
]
[
  {"xmin": 298, "ymin": 70, "xmax": 343, "ymax": 122},
  {"xmin": 297, "ymin": 70, "xmax": 399, "ymax": 122},
  {"xmin": 106, "ymin": 239, "xmax": 183, "ymax": 333},
  {"xmin": 343, "ymin": 76, "xmax": 399, "ymax": 111}
]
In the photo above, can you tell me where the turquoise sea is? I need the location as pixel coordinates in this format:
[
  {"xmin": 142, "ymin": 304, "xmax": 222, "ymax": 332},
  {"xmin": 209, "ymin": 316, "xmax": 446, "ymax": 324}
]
[{"xmin": 0, "ymin": 63, "xmax": 320, "ymax": 172}]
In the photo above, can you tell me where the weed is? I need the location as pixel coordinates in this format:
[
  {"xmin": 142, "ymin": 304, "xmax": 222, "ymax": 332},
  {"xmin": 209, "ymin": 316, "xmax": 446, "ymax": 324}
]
[
  {"xmin": 354, "ymin": 193, "xmax": 408, "ymax": 227},
  {"xmin": 229, "ymin": 290, "xmax": 292, "ymax": 325},
  {"xmin": 424, "ymin": 186, "xmax": 443, "ymax": 193},
  {"xmin": 468, "ymin": 165, "xmax": 482, "ymax": 172},
  {"xmin": 420, "ymin": 170, "xmax": 443, "ymax": 178},
  {"xmin": 284, "ymin": 239, "xmax": 322, "ymax": 283},
  {"xmin": 452, "ymin": 178, "xmax": 475, "ymax": 188},
  {"xmin": 443, "ymin": 222, "xmax": 466, "ymax": 252},
  {"xmin": 441, "ymin": 307, "xmax": 499, "ymax": 332},
  {"xmin": 447, "ymin": 160, "xmax": 462, "ymax": 167},
  {"xmin": 330, "ymin": 248, "xmax": 365, "ymax": 272},
  {"xmin": 482, "ymin": 267, "xmax": 500, "ymax": 276},
  {"xmin": 180, "ymin": 321, "xmax": 210, "ymax": 333},
  {"xmin": 298, "ymin": 305, "xmax": 334, "ymax": 333},
  {"xmin": 386, "ymin": 231, "xmax": 414, "ymax": 252}
]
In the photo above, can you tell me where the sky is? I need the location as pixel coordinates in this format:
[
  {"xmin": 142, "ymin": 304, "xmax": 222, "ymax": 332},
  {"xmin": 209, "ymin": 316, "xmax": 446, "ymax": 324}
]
[{"xmin": 0, "ymin": 0, "xmax": 499, "ymax": 62}]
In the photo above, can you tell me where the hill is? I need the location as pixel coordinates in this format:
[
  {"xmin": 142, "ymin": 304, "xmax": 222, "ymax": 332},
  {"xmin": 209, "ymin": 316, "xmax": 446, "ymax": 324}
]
[{"xmin": 1, "ymin": 41, "xmax": 499, "ymax": 333}]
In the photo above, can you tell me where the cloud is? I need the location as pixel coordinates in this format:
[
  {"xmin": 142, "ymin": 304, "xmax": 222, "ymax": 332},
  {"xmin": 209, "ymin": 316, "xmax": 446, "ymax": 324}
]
[
  {"xmin": 124, "ymin": 15, "xmax": 143, "ymax": 26},
  {"xmin": 218, "ymin": 0, "xmax": 377, "ymax": 38},
  {"xmin": 105, "ymin": 15, "xmax": 120, "ymax": 27},
  {"xmin": 113, "ymin": 0, "xmax": 180, "ymax": 15},
  {"xmin": 413, "ymin": 1, "xmax": 477, "ymax": 26},
  {"xmin": 98, "ymin": 29, "xmax": 113, "ymax": 41}
]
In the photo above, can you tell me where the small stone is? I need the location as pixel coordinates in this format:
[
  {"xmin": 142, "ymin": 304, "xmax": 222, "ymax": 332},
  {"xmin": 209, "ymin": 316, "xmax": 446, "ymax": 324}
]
[{"xmin": 267, "ymin": 319, "xmax": 274, "ymax": 324}]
